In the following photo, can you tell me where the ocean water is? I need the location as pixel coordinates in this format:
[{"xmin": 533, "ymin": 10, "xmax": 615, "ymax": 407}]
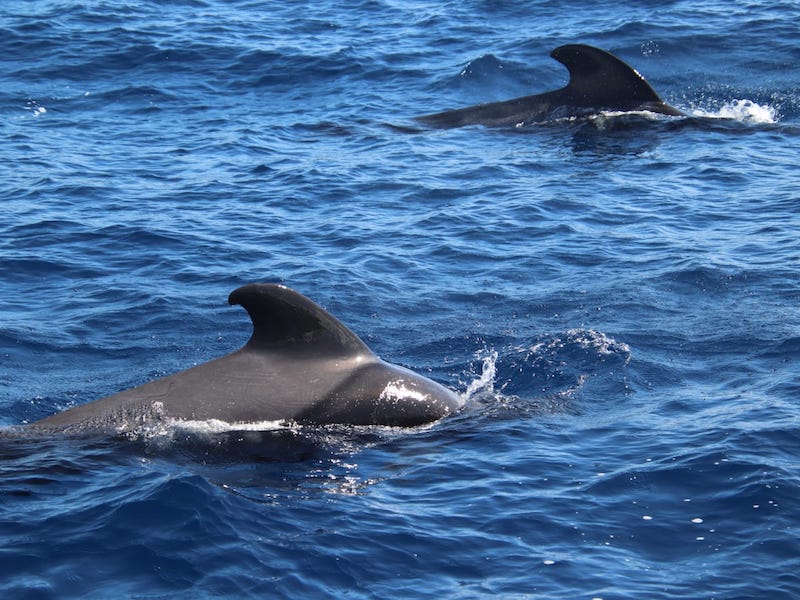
[{"xmin": 2, "ymin": 0, "xmax": 799, "ymax": 598}]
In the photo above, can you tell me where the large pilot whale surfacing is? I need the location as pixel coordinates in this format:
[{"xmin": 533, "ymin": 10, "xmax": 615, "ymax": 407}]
[
  {"xmin": 417, "ymin": 44, "xmax": 685, "ymax": 128},
  {"xmin": 29, "ymin": 284, "xmax": 462, "ymax": 434}
]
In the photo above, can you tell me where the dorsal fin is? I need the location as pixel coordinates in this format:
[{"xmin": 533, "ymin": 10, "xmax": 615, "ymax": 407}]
[
  {"xmin": 228, "ymin": 283, "xmax": 373, "ymax": 356},
  {"xmin": 551, "ymin": 44, "xmax": 666, "ymax": 109}
]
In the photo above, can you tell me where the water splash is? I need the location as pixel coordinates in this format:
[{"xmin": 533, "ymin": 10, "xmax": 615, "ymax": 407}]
[
  {"xmin": 462, "ymin": 349, "xmax": 497, "ymax": 402},
  {"xmin": 458, "ymin": 330, "xmax": 632, "ymax": 416}
]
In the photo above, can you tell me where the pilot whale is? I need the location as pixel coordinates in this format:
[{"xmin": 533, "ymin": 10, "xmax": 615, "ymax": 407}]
[
  {"xmin": 29, "ymin": 283, "xmax": 462, "ymax": 434},
  {"xmin": 417, "ymin": 44, "xmax": 685, "ymax": 128}
]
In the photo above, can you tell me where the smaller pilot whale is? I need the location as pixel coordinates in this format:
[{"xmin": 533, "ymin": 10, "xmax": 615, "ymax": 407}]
[
  {"xmin": 29, "ymin": 284, "xmax": 462, "ymax": 434},
  {"xmin": 417, "ymin": 44, "xmax": 685, "ymax": 128}
]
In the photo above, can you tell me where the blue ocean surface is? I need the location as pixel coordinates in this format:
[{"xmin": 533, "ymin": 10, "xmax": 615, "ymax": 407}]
[{"xmin": 2, "ymin": 0, "xmax": 799, "ymax": 598}]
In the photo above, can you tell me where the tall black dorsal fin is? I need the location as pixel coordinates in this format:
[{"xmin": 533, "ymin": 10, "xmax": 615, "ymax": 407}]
[
  {"xmin": 551, "ymin": 44, "xmax": 666, "ymax": 109},
  {"xmin": 228, "ymin": 283, "xmax": 374, "ymax": 356}
]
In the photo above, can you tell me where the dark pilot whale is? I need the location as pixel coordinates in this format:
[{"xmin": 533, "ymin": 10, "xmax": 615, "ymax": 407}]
[
  {"xmin": 29, "ymin": 283, "xmax": 462, "ymax": 434},
  {"xmin": 417, "ymin": 44, "xmax": 685, "ymax": 128}
]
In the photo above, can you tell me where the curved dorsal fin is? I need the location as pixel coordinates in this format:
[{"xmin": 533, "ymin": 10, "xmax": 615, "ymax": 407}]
[
  {"xmin": 551, "ymin": 44, "xmax": 666, "ymax": 109},
  {"xmin": 228, "ymin": 283, "xmax": 373, "ymax": 356}
]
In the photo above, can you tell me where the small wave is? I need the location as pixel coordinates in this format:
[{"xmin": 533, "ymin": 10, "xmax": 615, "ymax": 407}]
[{"xmin": 459, "ymin": 54, "xmax": 505, "ymax": 79}]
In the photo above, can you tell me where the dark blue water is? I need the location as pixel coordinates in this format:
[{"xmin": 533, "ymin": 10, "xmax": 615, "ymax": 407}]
[{"xmin": 2, "ymin": 1, "xmax": 799, "ymax": 598}]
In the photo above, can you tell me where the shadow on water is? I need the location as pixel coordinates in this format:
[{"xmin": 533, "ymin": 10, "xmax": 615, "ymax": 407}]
[
  {"xmin": 138, "ymin": 425, "xmax": 394, "ymax": 497},
  {"xmin": 0, "ymin": 422, "xmax": 406, "ymax": 498},
  {"xmin": 0, "ymin": 422, "xmax": 384, "ymax": 464}
]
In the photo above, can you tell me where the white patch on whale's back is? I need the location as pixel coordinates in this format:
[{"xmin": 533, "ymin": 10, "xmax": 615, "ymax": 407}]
[{"xmin": 379, "ymin": 380, "xmax": 428, "ymax": 404}]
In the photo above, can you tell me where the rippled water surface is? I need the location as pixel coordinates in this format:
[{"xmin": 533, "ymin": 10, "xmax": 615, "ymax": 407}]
[{"xmin": 2, "ymin": 1, "xmax": 799, "ymax": 598}]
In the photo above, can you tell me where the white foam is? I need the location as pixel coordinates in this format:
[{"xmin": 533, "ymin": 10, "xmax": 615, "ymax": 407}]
[
  {"xmin": 592, "ymin": 99, "xmax": 779, "ymax": 125},
  {"xmin": 691, "ymin": 99, "xmax": 778, "ymax": 124},
  {"xmin": 118, "ymin": 412, "xmax": 291, "ymax": 440},
  {"xmin": 595, "ymin": 109, "xmax": 675, "ymax": 120},
  {"xmin": 24, "ymin": 100, "xmax": 47, "ymax": 117},
  {"xmin": 566, "ymin": 328, "xmax": 631, "ymax": 357},
  {"xmin": 531, "ymin": 329, "xmax": 631, "ymax": 364}
]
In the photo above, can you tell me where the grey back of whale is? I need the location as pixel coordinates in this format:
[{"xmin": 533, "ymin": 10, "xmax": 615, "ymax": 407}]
[
  {"xmin": 29, "ymin": 284, "xmax": 462, "ymax": 433},
  {"xmin": 417, "ymin": 44, "xmax": 685, "ymax": 128}
]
